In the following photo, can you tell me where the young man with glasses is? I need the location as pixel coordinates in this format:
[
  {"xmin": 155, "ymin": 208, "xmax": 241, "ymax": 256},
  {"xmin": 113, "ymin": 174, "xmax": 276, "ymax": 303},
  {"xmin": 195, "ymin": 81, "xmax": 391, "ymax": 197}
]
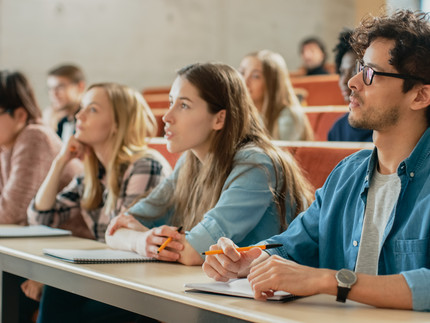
[
  {"xmin": 202, "ymin": 10, "xmax": 430, "ymax": 311},
  {"xmin": 45, "ymin": 64, "xmax": 86, "ymax": 142}
]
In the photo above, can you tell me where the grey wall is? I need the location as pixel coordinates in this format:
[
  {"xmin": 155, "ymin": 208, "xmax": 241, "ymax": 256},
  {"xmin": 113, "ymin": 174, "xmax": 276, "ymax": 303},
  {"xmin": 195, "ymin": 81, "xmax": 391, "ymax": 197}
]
[{"xmin": 1, "ymin": 0, "xmax": 357, "ymax": 109}]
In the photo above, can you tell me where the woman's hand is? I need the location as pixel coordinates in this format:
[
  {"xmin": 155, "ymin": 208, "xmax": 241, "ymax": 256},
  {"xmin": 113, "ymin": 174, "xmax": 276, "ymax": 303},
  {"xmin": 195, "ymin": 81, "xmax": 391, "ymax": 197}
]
[
  {"xmin": 135, "ymin": 225, "xmax": 184, "ymax": 262},
  {"xmin": 106, "ymin": 213, "xmax": 146, "ymax": 236},
  {"xmin": 56, "ymin": 135, "xmax": 88, "ymax": 165}
]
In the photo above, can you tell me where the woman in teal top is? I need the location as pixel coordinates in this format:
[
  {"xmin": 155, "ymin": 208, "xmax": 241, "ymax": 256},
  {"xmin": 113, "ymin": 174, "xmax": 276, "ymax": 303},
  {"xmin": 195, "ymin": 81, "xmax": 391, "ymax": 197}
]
[{"xmin": 106, "ymin": 62, "xmax": 313, "ymax": 265}]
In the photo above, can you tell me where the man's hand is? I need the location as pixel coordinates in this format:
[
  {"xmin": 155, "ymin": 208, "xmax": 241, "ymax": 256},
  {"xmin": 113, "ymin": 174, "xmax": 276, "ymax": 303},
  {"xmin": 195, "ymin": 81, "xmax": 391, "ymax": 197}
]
[
  {"xmin": 248, "ymin": 256, "xmax": 335, "ymax": 300},
  {"xmin": 202, "ymin": 237, "xmax": 267, "ymax": 282}
]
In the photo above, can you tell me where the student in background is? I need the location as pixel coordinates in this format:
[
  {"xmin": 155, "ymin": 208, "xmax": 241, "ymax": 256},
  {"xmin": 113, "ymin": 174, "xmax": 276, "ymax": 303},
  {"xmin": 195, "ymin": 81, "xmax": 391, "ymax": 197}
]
[
  {"xmin": 29, "ymin": 83, "xmax": 172, "ymax": 322},
  {"xmin": 45, "ymin": 64, "xmax": 86, "ymax": 142},
  {"xmin": 328, "ymin": 29, "xmax": 373, "ymax": 142},
  {"xmin": 106, "ymin": 62, "xmax": 314, "ymax": 266},
  {"xmin": 0, "ymin": 70, "xmax": 83, "ymax": 322},
  {"xmin": 238, "ymin": 50, "xmax": 313, "ymax": 141},
  {"xmin": 0, "ymin": 70, "xmax": 81, "ymax": 225},
  {"xmin": 203, "ymin": 10, "xmax": 430, "ymax": 311},
  {"xmin": 300, "ymin": 37, "xmax": 329, "ymax": 75}
]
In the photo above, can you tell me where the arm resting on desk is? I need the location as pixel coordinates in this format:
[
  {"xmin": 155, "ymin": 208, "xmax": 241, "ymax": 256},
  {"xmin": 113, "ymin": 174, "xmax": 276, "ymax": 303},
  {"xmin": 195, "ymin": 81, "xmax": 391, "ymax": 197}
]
[{"xmin": 247, "ymin": 256, "xmax": 414, "ymax": 310}]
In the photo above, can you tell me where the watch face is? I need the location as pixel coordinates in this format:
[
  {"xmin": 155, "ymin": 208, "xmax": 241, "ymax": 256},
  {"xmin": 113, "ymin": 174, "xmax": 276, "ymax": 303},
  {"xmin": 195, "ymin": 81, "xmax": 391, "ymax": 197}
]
[{"xmin": 337, "ymin": 269, "xmax": 357, "ymax": 284}]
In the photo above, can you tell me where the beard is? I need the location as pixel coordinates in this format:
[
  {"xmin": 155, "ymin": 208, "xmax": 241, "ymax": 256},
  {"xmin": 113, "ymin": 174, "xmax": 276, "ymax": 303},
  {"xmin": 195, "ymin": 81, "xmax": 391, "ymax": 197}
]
[{"xmin": 348, "ymin": 93, "xmax": 400, "ymax": 131}]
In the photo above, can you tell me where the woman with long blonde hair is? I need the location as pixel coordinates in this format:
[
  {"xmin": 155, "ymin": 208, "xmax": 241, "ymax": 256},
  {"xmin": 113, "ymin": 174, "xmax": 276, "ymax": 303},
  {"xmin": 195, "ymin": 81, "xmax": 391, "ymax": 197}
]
[
  {"xmin": 238, "ymin": 50, "xmax": 313, "ymax": 140},
  {"xmin": 29, "ymin": 83, "xmax": 172, "ymax": 323},
  {"xmin": 106, "ymin": 62, "xmax": 313, "ymax": 266},
  {"xmin": 29, "ymin": 83, "xmax": 171, "ymax": 238}
]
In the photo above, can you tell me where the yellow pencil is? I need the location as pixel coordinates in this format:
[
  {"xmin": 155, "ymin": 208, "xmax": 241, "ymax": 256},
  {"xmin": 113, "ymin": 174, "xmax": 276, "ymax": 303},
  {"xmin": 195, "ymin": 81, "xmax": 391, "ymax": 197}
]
[
  {"xmin": 157, "ymin": 226, "xmax": 183, "ymax": 254},
  {"xmin": 201, "ymin": 243, "xmax": 283, "ymax": 255}
]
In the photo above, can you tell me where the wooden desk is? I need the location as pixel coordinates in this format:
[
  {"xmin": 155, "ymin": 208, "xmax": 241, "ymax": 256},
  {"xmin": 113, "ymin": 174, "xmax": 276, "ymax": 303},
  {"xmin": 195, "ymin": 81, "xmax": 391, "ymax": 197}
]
[{"xmin": 0, "ymin": 235, "xmax": 429, "ymax": 323}]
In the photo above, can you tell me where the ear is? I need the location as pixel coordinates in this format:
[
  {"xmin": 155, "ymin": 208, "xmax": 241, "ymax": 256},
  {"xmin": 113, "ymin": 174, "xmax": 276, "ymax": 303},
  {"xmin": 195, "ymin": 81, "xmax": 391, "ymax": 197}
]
[
  {"xmin": 212, "ymin": 109, "xmax": 226, "ymax": 131},
  {"xmin": 411, "ymin": 85, "xmax": 430, "ymax": 111},
  {"xmin": 12, "ymin": 107, "xmax": 29, "ymax": 124},
  {"xmin": 77, "ymin": 81, "xmax": 86, "ymax": 93},
  {"xmin": 110, "ymin": 123, "xmax": 118, "ymax": 137}
]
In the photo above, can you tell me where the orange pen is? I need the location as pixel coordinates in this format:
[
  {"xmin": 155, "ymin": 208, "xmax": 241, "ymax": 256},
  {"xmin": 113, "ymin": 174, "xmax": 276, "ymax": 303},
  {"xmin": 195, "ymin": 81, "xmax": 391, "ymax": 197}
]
[
  {"xmin": 201, "ymin": 243, "xmax": 283, "ymax": 255},
  {"xmin": 157, "ymin": 226, "xmax": 183, "ymax": 254}
]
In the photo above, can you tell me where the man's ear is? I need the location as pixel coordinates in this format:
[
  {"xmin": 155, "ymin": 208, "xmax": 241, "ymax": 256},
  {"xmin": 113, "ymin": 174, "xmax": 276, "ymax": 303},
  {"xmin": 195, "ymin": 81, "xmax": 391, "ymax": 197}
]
[
  {"xmin": 411, "ymin": 84, "xmax": 430, "ymax": 111},
  {"xmin": 213, "ymin": 109, "xmax": 226, "ymax": 131},
  {"xmin": 77, "ymin": 81, "xmax": 86, "ymax": 93}
]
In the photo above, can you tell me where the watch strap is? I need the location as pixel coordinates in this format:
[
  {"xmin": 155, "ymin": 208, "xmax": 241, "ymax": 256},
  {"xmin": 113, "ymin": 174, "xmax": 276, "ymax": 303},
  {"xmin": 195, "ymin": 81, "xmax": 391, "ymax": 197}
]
[{"xmin": 336, "ymin": 286, "xmax": 350, "ymax": 303}]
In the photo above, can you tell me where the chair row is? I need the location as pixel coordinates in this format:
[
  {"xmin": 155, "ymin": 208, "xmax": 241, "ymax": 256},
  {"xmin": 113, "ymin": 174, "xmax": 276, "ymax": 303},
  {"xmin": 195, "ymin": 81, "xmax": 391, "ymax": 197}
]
[
  {"xmin": 143, "ymin": 74, "xmax": 345, "ymax": 108},
  {"xmin": 148, "ymin": 137, "xmax": 373, "ymax": 193},
  {"xmin": 151, "ymin": 106, "xmax": 349, "ymax": 141}
]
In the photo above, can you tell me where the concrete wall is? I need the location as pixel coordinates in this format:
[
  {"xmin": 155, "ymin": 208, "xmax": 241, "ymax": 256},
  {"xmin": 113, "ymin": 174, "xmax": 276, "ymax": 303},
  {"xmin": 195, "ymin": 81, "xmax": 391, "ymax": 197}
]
[{"xmin": 0, "ymin": 0, "xmax": 420, "ymax": 109}]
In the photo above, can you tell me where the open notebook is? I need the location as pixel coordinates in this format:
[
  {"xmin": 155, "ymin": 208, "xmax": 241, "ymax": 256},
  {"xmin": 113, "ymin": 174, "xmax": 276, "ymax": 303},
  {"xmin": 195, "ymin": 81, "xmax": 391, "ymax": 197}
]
[
  {"xmin": 185, "ymin": 278, "xmax": 294, "ymax": 301},
  {"xmin": 43, "ymin": 248, "xmax": 157, "ymax": 264},
  {"xmin": 0, "ymin": 225, "xmax": 71, "ymax": 238}
]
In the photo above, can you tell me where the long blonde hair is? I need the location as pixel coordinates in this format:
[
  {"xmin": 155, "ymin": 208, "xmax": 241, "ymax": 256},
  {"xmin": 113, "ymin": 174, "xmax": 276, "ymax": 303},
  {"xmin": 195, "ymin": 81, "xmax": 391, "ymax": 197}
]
[
  {"xmin": 170, "ymin": 63, "xmax": 313, "ymax": 231},
  {"xmin": 81, "ymin": 83, "xmax": 157, "ymax": 214},
  {"xmin": 247, "ymin": 50, "xmax": 313, "ymax": 140}
]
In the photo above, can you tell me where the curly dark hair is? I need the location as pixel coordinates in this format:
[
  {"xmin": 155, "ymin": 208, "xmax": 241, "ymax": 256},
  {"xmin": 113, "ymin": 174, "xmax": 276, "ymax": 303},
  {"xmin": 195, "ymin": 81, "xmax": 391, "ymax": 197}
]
[
  {"xmin": 333, "ymin": 29, "xmax": 353, "ymax": 73},
  {"xmin": 351, "ymin": 10, "xmax": 430, "ymax": 93},
  {"xmin": 351, "ymin": 10, "xmax": 430, "ymax": 126}
]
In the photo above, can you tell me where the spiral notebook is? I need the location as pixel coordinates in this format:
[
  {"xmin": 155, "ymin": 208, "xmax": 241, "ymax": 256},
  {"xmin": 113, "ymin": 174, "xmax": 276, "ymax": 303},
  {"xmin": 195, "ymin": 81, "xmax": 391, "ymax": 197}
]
[
  {"xmin": 43, "ymin": 248, "xmax": 157, "ymax": 264},
  {"xmin": 185, "ymin": 278, "xmax": 294, "ymax": 301}
]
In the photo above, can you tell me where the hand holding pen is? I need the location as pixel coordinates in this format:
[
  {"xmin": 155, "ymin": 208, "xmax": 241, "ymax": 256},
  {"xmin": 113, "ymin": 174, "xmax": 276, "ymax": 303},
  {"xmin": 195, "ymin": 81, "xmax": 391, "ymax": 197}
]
[
  {"xmin": 202, "ymin": 237, "xmax": 277, "ymax": 282},
  {"xmin": 157, "ymin": 226, "xmax": 183, "ymax": 253}
]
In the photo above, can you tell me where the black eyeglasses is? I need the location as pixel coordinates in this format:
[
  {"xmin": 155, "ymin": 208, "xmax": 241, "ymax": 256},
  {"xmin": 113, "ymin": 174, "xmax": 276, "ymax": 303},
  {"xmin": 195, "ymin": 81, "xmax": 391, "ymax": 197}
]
[{"xmin": 355, "ymin": 61, "xmax": 427, "ymax": 86}]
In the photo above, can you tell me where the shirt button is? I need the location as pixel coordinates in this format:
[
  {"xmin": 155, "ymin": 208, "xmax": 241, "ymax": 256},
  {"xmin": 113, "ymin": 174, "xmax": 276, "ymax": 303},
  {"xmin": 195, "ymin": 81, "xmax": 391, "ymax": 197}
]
[
  {"xmin": 353, "ymin": 240, "xmax": 358, "ymax": 247},
  {"xmin": 410, "ymin": 172, "xmax": 415, "ymax": 178}
]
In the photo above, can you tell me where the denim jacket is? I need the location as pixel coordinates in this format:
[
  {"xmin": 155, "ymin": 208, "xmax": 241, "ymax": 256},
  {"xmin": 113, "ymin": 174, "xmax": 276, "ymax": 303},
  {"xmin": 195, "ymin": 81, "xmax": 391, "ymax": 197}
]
[
  {"xmin": 264, "ymin": 128, "xmax": 430, "ymax": 311},
  {"xmin": 128, "ymin": 146, "xmax": 293, "ymax": 256}
]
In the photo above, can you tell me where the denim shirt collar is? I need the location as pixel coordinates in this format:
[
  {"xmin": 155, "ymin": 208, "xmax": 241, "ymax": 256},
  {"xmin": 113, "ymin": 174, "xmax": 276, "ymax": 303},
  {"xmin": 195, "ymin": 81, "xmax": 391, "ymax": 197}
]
[
  {"xmin": 362, "ymin": 127, "xmax": 430, "ymax": 189},
  {"xmin": 401, "ymin": 127, "xmax": 430, "ymax": 179}
]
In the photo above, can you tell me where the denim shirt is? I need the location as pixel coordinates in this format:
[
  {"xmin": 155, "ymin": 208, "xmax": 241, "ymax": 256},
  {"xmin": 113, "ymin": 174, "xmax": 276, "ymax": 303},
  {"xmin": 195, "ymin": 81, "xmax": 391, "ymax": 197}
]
[
  {"xmin": 264, "ymin": 128, "xmax": 430, "ymax": 311},
  {"xmin": 128, "ymin": 146, "xmax": 293, "ymax": 256}
]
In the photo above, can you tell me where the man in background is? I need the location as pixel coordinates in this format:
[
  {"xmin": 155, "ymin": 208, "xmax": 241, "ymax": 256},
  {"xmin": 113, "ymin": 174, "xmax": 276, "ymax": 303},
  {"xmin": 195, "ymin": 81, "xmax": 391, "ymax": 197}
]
[
  {"xmin": 328, "ymin": 29, "xmax": 373, "ymax": 142},
  {"xmin": 300, "ymin": 37, "xmax": 329, "ymax": 75},
  {"xmin": 45, "ymin": 64, "xmax": 86, "ymax": 142}
]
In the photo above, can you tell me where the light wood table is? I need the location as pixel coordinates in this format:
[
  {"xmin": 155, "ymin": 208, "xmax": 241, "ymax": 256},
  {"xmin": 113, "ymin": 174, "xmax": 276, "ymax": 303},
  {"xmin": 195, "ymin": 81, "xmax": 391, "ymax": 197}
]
[{"xmin": 0, "ymin": 234, "xmax": 429, "ymax": 323}]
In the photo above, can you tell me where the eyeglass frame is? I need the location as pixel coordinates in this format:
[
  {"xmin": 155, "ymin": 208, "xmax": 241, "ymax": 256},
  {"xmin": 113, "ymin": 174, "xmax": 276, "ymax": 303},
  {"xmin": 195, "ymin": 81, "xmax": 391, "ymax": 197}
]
[{"xmin": 355, "ymin": 60, "xmax": 427, "ymax": 86}]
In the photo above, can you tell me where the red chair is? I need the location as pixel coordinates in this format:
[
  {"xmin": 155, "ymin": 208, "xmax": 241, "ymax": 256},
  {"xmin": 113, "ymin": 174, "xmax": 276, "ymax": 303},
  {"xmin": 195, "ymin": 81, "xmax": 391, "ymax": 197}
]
[
  {"xmin": 291, "ymin": 74, "xmax": 345, "ymax": 106},
  {"xmin": 275, "ymin": 141, "xmax": 373, "ymax": 192},
  {"xmin": 151, "ymin": 108, "xmax": 168, "ymax": 137},
  {"xmin": 304, "ymin": 106, "xmax": 349, "ymax": 141}
]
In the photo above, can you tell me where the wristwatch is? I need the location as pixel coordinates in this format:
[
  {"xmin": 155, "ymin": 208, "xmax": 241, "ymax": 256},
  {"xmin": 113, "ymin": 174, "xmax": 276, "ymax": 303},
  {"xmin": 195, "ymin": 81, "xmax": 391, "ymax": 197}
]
[{"xmin": 335, "ymin": 269, "xmax": 357, "ymax": 303}]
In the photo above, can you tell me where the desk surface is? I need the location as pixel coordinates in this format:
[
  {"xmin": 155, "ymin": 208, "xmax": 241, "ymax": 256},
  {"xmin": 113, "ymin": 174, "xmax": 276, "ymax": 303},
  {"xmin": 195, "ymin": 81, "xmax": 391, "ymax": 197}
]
[{"xmin": 0, "ymin": 235, "xmax": 429, "ymax": 323}]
